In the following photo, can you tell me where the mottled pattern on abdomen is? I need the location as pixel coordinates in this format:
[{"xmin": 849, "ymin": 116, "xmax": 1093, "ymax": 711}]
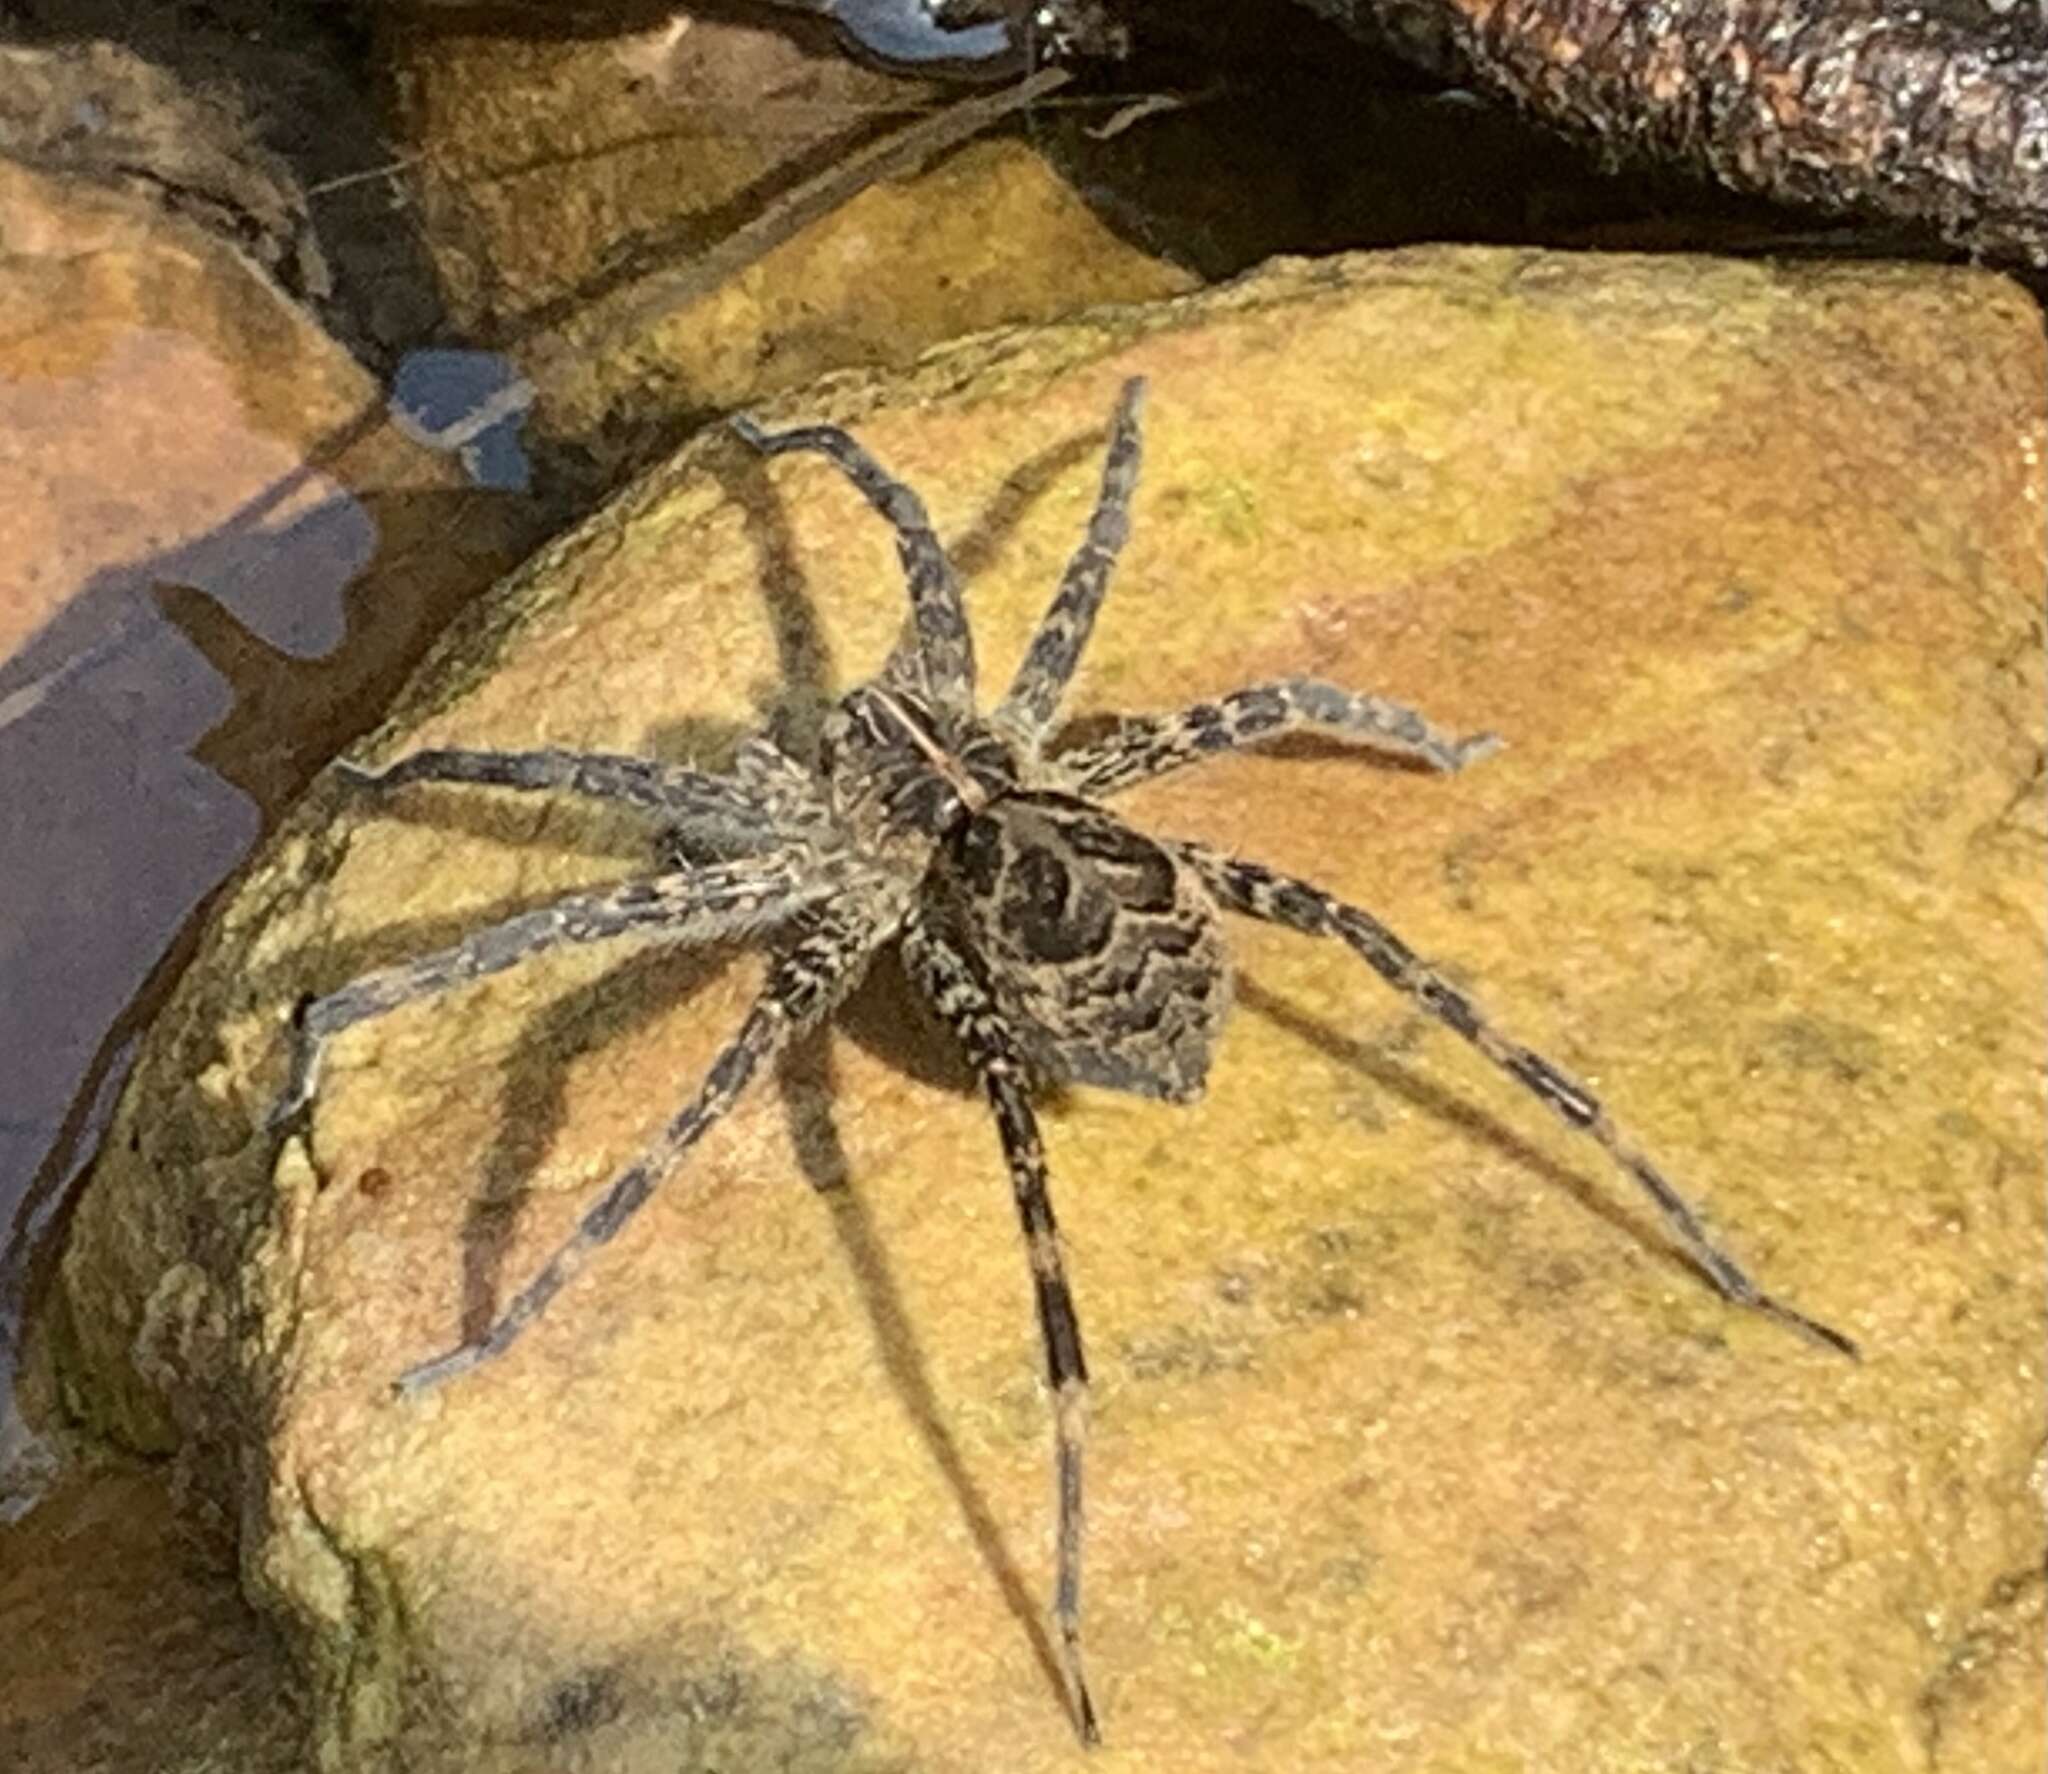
[{"xmin": 930, "ymin": 791, "xmax": 1230, "ymax": 1102}]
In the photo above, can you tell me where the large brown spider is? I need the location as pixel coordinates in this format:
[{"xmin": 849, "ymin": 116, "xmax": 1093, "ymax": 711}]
[{"xmin": 270, "ymin": 377, "xmax": 1856, "ymax": 1744}]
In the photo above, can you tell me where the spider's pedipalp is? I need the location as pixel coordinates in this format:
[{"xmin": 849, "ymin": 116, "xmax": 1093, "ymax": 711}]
[
  {"xmin": 267, "ymin": 849, "xmax": 858, "ymax": 1130},
  {"xmin": 901, "ymin": 914, "xmax": 1100, "ymax": 1745},
  {"xmin": 730, "ymin": 411, "xmax": 976, "ymax": 725},
  {"xmin": 1178, "ymin": 843, "xmax": 1859, "ymax": 1359},
  {"xmin": 398, "ymin": 896, "xmax": 896, "ymax": 1396},
  {"xmin": 997, "ymin": 376, "xmax": 1146, "ymax": 745},
  {"xmin": 1059, "ymin": 676, "xmax": 1501, "ymax": 799}
]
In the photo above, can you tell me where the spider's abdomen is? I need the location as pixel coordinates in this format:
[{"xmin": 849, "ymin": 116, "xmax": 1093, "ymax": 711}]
[{"xmin": 931, "ymin": 792, "xmax": 1230, "ymax": 1102}]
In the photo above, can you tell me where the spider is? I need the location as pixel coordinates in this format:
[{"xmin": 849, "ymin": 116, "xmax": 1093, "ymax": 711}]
[{"xmin": 270, "ymin": 377, "xmax": 1857, "ymax": 1745}]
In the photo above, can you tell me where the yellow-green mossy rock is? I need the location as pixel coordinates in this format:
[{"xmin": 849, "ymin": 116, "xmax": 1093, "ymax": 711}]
[
  {"xmin": 374, "ymin": 9, "xmax": 1193, "ymax": 470},
  {"xmin": 54, "ymin": 249, "xmax": 2046, "ymax": 1772}
]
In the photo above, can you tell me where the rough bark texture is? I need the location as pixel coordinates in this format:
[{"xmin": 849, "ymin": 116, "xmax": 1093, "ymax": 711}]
[{"xmin": 1319, "ymin": 0, "xmax": 2048, "ymax": 263}]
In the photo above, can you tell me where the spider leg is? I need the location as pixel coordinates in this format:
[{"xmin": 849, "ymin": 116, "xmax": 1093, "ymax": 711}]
[
  {"xmin": 901, "ymin": 915, "xmax": 1100, "ymax": 1746},
  {"xmin": 338, "ymin": 746, "xmax": 802, "ymax": 847},
  {"xmin": 268, "ymin": 850, "xmax": 858, "ymax": 1129},
  {"xmin": 1057, "ymin": 678, "xmax": 1501, "ymax": 798},
  {"xmin": 1178, "ymin": 844, "xmax": 1859, "ymax": 1359},
  {"xmin": 397, "ymin": 897, "xmax": 896, "ymax": 1395},
  {"xmin": 996, "ymin": 377, "xmax": 1146, "ymax": 745},
  {"xmin": 730, "ymin": 411, "xmax": 976, "ymax": 725},
  {"xmin": 730, "ymin": 735, "xmax": 834, "ymax": 828}
]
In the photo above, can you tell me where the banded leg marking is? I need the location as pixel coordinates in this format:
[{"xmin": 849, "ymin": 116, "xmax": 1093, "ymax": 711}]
[
  {"xmin": 338, "ymin": 746, "xmax": 768, "ymax": 826},
  {"xmin": 269, "ymin": 852, "xmax": 849, "ymax": 1129},
  {"xmin": 1180, "ymin": 845, "xmax": 1858, "ymax": 1358},
  {"xmin": 731, "ymin": 412, "xmax": 976, "ymax": 724},
  {"xmin": 998, "ymin": 377, "xmax": 1147, "ymax": 742},
  {"xmin": 902, "ymin": 916, "xmax": 1101, "ymax": 1745},
  {"xmin": 396, "ymin": 900, "xmax": 891, "ymax": 1394},
  {"xmin": 1061, "ymin": 677, "xmax": 1501, "ymax": 799}
]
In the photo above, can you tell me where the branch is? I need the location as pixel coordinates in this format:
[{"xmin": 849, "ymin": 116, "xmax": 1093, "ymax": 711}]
[{"xmin": 1358, "ymin": 0, "xmax": 2048, "ymax": 264}]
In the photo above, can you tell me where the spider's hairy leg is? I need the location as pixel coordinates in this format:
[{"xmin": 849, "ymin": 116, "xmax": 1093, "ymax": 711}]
[
  {"xmin": 729, "ymin": 409, "xmax": 976, "ymax": 724},
  {"xmin": 1178, "ymin": 844, "xmax": 1859, "ymax": 1359},
  {"xmin": 901, "ymin": 916, "xmax": 1101, "ymax": 1746},
  {"xmin": 1059, "ymin": 678, "xmax": 1502, "ymax": 798},
  {"xmin": 730, "ymin": 735, "xmax": 834, "ymax": 830},
  {"xmin": 995, "ymin": 377, "xmax": 1146, "ymax": 745},
  {"xmin": 397, "ymin": 896, "xmax": 896, "ymax": 1395},
  {"xmin": 337, "ymin": 745, "xmax": 801, "ymax": 842},
  {"xmin": 266, "ymin": 850, "xmax": 853, "ymax": 1130}
]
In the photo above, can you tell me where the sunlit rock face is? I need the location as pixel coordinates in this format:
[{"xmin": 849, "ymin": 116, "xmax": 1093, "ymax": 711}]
[{"xmin": 54, "ymin": 249, "xmax": 2048, "ymax": 1772}]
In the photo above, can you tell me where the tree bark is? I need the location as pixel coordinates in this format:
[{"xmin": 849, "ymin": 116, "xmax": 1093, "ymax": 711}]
[{"xmin": 1347, "ymin": 0, "xmax": 2048, "ymax": 264}]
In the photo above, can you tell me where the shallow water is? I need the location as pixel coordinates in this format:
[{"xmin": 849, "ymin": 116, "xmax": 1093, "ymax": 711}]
[{"xmin": 0, "ymin": 332, "xmax": 534, "ymax": 1507}]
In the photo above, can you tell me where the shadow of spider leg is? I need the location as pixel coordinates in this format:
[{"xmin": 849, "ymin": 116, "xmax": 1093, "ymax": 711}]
[
  {"xmin": 1057, "ymin": 677, "xmax": 1502, "ymax": 797},
  {"xmin": 335, "ymin": 745, "xmax": 793, "ymax": 835},
  {"xmin": 266, "ymin": 849, "xmax": 853, "ymax": 1129},
  {"xmin": 901, "ymin": 914, "xmax": 1101, "ymax": 1746},
  {"xmin": 730, "ymin": 410, "xmax": 977, "ymax": 726},
  {"xmin": 395, "ymin": 897, "xmax": 898, "ymax": 1395},
  {"xmin": 1175, "ymin": 842, "xmax": 1860, "ymax": 1359}
]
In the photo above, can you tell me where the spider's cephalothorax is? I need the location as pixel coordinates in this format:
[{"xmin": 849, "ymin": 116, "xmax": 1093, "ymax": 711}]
[{"xmin": 271, "ymin": 379, "xmax": 1857, "ymax": 1746}]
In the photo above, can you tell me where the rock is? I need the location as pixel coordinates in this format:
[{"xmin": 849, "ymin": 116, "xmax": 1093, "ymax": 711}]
[
  {"xmin": 373, "ymin": 7, "xmax": 1194, "ymax": 472},
  {"xmin": 50, "ymin": 248, "xmax": 2046, "ymax": 1771},
  {"xmin": 0, "ymin": 137, "xmax": 541, "ymax": 1176},
  {"xmin": 0, "ymin": 126, "xmax": 545, "ymax": 1760},
  {"xmin": 0, "ymin": 1461, "xmax": 302, "ymax": 1774},
  {"xmin": 0, "ymin": 36, "xmax": 328, "ymax": 308},
  {"xmin": 0, "ymin": 142, "xmax": 533, "ymax": 1424},
  {"xmin": 0, "ymin": 3, "xmax": 455, "ymax": 364}
]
